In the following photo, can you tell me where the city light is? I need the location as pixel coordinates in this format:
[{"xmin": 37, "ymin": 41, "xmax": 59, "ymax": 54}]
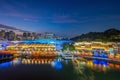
[{"xmin": 51, "ymin": 59, "xmax": 63, "ymax": 70}]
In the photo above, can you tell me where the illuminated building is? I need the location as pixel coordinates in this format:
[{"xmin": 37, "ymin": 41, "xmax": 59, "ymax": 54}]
[
  {"xmin": 114, "ymin": 42, "xmax": 120, "ymax": 54},
  {"xmin": 0, "ymin": 39, "xmax": 73, "ymax": 57},
  {"xmin": 44, "ymin": 32, "xmax": 55, "ymax": 39},
  {"xmin": 38, "ymin": 32, "xmax": 63, "ymax": 40},
  {"xmin": 74, "ymin": 42, "xmax": 114, "ymax": 52},
  {"xmin": 73, "ymin": 42, "xmax": 120, "ymax": 60},
  {"xmin": 74, "ymin": 42, "xmax": 116, "ymax": 54}
]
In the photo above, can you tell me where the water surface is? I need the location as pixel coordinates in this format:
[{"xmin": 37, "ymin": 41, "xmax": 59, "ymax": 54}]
[{"xmin": 0, "ymin": 58, "xmax": 120, "ymax": 80}]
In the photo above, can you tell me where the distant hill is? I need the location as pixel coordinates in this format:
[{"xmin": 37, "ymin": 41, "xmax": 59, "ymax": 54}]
[
  {"xmin": 71, "ymin": 28, "xmax": 120, "ymax": 42},
  {"xmin": 0, "ymin": 24, "xmax": 29, "ymax": 32}
]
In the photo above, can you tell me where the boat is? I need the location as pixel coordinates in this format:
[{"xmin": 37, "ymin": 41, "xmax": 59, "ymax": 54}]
[{"xmin": 61, "ymin": 52, "xmax": 76, "ymax": 60}]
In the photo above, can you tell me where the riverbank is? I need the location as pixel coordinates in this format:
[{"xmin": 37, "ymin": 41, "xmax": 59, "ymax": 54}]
[
  {"xmin": 83, "ymin": 56, "xmax": 120, "ymax": 64},
  {"xmin": 0, "ymin": 54, "xmax": 14, "ymax": 61}
]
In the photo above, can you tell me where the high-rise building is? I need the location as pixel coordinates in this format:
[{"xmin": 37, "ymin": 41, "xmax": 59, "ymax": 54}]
[{"xmin": 45, "ymin": 32, "xmax": 55, "ymax": 39}]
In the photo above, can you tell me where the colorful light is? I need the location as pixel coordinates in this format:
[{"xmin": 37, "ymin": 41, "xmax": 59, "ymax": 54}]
[
  {"xmin": 0, "ymin": 61, "xmax": 12, "ymax": 67},
  {"xmin": 51, "ymin": 59, "xmax": 63, "ymax": 70}
]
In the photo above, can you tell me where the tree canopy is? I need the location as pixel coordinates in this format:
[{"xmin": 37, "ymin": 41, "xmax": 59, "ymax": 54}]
[
  {"xmin": 71, "ymin": 28, "xmax": 120, "ymax": 42},
  {"xmin": 62, "ymin": 43, "xmax": 75, "ymax": 52}
]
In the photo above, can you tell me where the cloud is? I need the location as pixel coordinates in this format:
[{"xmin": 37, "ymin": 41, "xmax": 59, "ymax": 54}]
[
  {"xmin": 0, "ymin": 13, "xmax": 37, "ymax": 19},
  {"xmin": 0, "ymin": 0, "xmax": 39, "ymax": 20},
  {"xmin": 0, "ymin": 0, "xmax": 29, "ymax": 13},
  {"xmin": 88, "ymin": 15, "xmax": 120, "ymax": 22},
  {"xmin": 0, "ymin": 12, "xmax": 39, "ymax": 22},
  {"xmin": 0, "ymin": 0, "xmax": 17, "ymax": 13},
  {"xmin": 52, "ymin": 15, "xmax": 89, "ymax": 23},
  {"xmin": 52, "ymin": 14, "xmax": 120, "ymax": 24},
  {"xmin": 53, "ymin": 19, "xmax": 79, "ymax": 23},
  {"xmin": 23, "ymin": 18, "xmax": 39, "ymax": 23}
]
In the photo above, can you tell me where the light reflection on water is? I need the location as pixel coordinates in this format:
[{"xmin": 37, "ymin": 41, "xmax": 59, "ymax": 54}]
[
  {"xmin": 21, "ymin": 58, "xmax": 56, "ymax": 64},
  {"xmin": 0, "ymin": 58, "xmax": 21, "ymax": 67},
  {"xmin": 0, "ymin": 58, "xmax": 120, "ymax": 80},
  {"xmin": 73, "ymin": 59, "xmax": 120, "ymax": 72},
  {"xmin": 51, "ymin": 59, "xmax": 63, "ymax": 70},
  {"xmin": 0, "ymin": 58, "xmax": 120, "ymax": 70},
  {"xmin": 0, "ymin": 58, "xmax": 120, "ymax": 71},
  {"xmin": 0, "ymin": 61, "xmax": 12, "ymax": 67}
]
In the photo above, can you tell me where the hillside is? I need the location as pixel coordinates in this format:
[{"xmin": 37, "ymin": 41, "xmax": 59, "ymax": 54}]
[
  {"xmin": 71, "ymin": 28, "xmax": 120, "ymax": 42},
  {"xmin": 0, "ymin": 24, "xmax": 28, "ymax": 32}
]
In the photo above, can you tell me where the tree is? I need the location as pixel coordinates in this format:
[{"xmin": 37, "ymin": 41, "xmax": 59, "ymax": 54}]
[
  {"xmin": 62, "ymin": 43, "xmax": 75, "ymax": 52},
  {"xmin": 71, "ymin": 28, "xmax": 120, "ymax": 42},
  {"xmin": 62, "ymin": 43, "xmax": 69, "ymax": 51},
  {"xmin": 69, "ymin": 44, "xmax": 75, "ymax": 51}
]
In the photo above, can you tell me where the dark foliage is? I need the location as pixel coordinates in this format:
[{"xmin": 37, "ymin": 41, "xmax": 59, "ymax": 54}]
[{"xmin": 71, "ymin": 28, "xmax": 120, "ymax": 42}]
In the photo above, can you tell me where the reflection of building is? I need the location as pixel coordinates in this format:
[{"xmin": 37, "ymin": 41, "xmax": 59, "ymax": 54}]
[
  {"xmin": 73, "ymin": 59, "xmax": 120, "ymax": 71},
  {"xmin": 21, "ymin": 58, "xmax": 56, "ymax": 64}
]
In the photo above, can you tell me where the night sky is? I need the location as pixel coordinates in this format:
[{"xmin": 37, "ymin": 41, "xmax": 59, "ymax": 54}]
[{"xmin": 0, "ymin": 0, "xmax": 120, "ymax": 38}]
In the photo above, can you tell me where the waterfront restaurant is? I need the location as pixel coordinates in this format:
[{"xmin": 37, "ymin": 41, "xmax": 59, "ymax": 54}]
[
  {"xmin": 74, "ymin": 42, "xmax": 120, "ymax": 60},
  {"xmin": 0, "ymin": 39, "xmax": 73, "ymax": 57}
]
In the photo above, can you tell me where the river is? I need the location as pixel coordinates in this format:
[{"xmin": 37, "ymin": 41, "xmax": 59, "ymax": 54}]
[{"xmin": 0, "ymin": 58, "xmax": 120, "ymax": 80}]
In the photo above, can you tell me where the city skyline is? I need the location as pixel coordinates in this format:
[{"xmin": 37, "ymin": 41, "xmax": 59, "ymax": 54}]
[{"xmin": 0, "ymin": 0, "xmax": 120, "ymax": 38}]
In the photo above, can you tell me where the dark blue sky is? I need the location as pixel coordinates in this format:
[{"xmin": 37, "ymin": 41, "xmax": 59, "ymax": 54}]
[{"xmin": 0, "ymin": 0, "xmax": 120, "ymax": 38}]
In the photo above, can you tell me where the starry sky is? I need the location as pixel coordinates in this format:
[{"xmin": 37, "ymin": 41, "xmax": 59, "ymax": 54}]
[{"xmin": 0, "ymin": 0, "xmax": 120, "ymax": 38}]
